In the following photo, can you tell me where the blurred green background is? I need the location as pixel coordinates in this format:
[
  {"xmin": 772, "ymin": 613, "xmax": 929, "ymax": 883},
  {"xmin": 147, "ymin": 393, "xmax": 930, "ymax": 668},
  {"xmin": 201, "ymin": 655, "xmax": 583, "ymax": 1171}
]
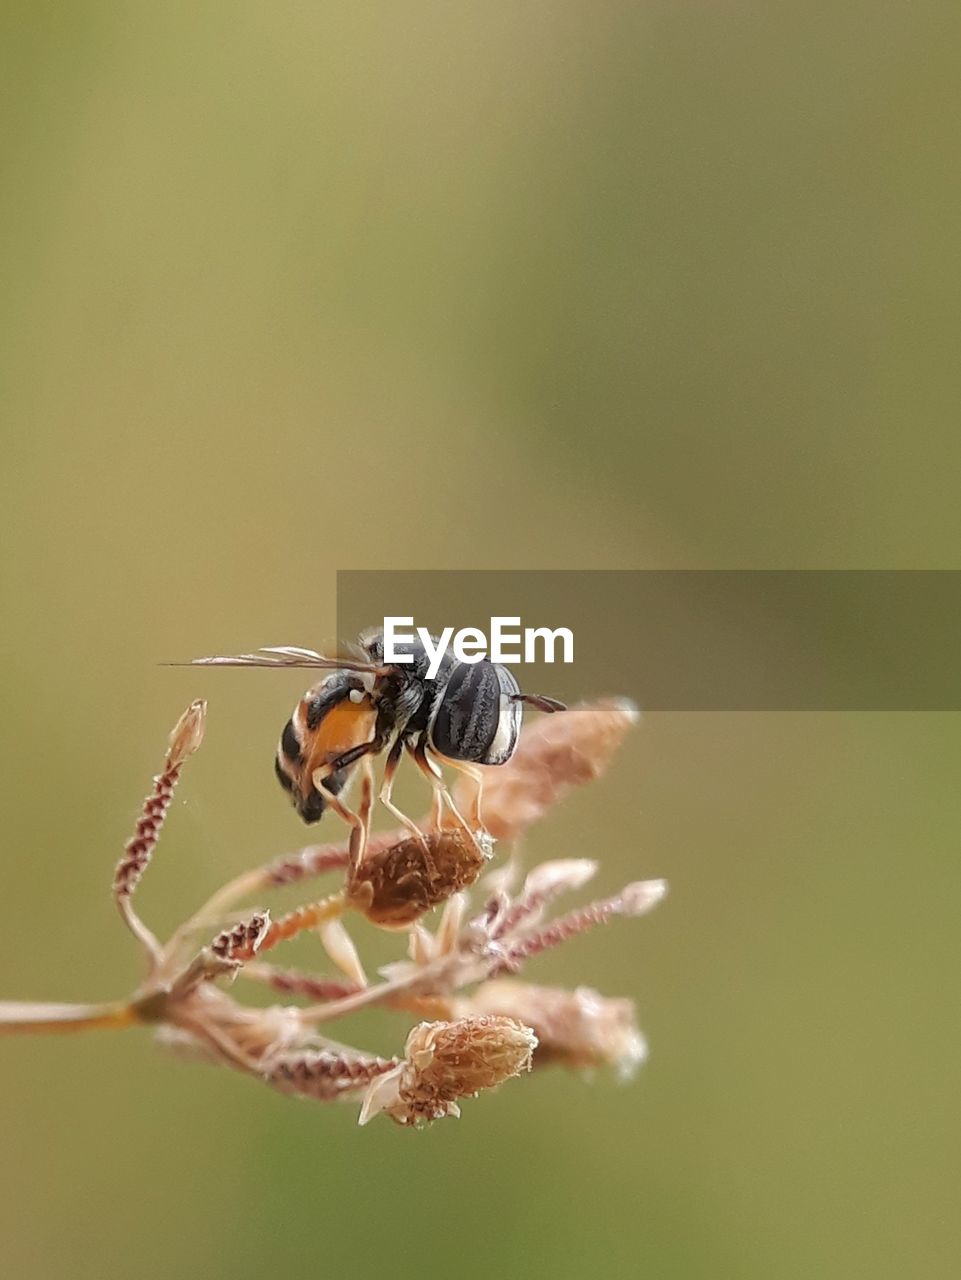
[{"xmin": 2, "ymin": 3, "xmax": 960, "ymax": 1277}]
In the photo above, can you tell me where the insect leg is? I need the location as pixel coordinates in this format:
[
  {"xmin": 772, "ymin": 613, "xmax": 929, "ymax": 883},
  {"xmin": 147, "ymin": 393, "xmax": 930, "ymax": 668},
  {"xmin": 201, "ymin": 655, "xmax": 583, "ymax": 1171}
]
[
  {"xmin": 325, "ymin": 736, "xmax": 384, "ymax": 773},
  {"xmin": 510, "ymin": 692, "xmax": 567, "ymax": 713},
  {"xmin": 311, "ymin": 766, "xmax": 368, "ymax": 872},
  {"xmin": 435, "ymin": 755, "xmax": 486, "ymax": 835},
  {"xmin": 354, "ymin": 754, "xmax": 375, "ymax": 872},
  {"xmin": 313, "ymin": 736, "xmax": 386, "ymax": 870},
  {"xmin": 408, "ymin": 736, "xmax": 484, "ymax": 852},
  {"xmin": 378, "ymin": 736, "xmax": 429, "ymax": 849}
]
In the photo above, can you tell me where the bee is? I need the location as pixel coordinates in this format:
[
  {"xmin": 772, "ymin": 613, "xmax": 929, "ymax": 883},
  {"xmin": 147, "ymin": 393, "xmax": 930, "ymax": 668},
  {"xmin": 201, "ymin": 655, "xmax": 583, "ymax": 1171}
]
[{"xmin": 184, "ymin": 632, "xmax": 565, "ymax": 851}]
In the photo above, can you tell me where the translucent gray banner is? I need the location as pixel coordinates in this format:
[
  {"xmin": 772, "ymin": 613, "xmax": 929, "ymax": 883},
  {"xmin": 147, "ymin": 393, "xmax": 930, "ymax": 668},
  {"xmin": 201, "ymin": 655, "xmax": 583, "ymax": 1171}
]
[{"xmin": 336, "ymin": 571, "xmax": 961, "ymax": 711}]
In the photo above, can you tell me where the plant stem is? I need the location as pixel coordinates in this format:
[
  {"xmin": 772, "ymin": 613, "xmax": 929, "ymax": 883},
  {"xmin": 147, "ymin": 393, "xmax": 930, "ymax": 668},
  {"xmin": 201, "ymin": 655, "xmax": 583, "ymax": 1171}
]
[{"xmin": 0, "ymin": 999, "xmax": 136, "ymax": 1035}]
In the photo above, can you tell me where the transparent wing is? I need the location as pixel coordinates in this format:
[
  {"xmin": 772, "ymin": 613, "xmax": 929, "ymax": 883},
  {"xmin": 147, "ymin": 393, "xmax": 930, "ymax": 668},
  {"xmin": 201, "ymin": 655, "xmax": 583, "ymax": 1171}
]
[{"xmin": 163, "ymin": 646, "xmax": 384, "ymax": 675}]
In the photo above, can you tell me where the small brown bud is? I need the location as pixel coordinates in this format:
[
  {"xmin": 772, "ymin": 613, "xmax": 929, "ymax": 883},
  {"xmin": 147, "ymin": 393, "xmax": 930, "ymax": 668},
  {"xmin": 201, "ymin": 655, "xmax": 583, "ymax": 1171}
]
[
  {"xmin": 459, "ymin": 981, "xmax": 646, "ymax": 1080},
  {"xmin": 346, "ymin": 829, "xmax": 492, "ymax": 929},
  {"xmin": 166, "ymin": 699, "xmax": 207, "ymax": 768},
  {"xmin": 358, "ymin": 1015, "xmax": 536, "ymax": 1126}
]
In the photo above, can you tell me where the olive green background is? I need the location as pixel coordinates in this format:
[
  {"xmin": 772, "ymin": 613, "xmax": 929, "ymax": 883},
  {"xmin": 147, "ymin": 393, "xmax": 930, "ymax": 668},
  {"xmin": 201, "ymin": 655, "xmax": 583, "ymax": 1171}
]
[{"xmin": 2, "ymin": 4, "xmax": 960, "ymax": 1278}]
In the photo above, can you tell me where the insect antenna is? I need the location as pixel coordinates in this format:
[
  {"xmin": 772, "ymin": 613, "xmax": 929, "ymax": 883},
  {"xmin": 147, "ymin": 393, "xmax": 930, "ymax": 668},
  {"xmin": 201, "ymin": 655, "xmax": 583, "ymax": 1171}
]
[{"xmin": 510, "ymin": 693, "xmax": 567, "ymax": 713}]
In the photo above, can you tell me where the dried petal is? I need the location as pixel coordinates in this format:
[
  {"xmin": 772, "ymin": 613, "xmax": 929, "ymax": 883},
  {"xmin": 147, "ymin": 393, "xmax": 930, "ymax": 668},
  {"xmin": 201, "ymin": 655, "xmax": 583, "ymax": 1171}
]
[
  {"xmin": 521, "ymin": 858, "xmax": 599, "ymax": 902},
  {"xmin": 407, "ymin": 923, "xmax": 434, "ymax": 967},
  {"xmin": 319, "ymin": 917, "xmax": 367, "ymax": 987},
  {"xmin": 434, "ymin": 893, "xmax": 467, "ymax": 955}
]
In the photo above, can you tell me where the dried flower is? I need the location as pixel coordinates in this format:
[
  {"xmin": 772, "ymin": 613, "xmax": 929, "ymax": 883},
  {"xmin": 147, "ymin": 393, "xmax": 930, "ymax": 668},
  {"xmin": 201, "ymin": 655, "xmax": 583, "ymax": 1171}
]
[
  {"xmin": 459, "ymin": 980, "xmax": 646, "ymax": 1079},
  {"xmin": 346, "ymin": 828, "xmax": 492, "ymax": 928},
  {"xmin": 1, "ymin": 691, "xmax": 666, "ymax": 1133},
  {"xmin": 359, "ymin": 1016, "xmax": 537, "ymax": 1126}
]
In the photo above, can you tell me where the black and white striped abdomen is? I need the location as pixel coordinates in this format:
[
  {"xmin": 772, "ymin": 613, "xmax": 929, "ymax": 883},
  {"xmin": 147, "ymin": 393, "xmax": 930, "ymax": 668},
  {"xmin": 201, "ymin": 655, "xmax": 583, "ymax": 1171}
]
[{"xmin": 428, "ymin": 661, "xmax": 522, "ymax": 765}]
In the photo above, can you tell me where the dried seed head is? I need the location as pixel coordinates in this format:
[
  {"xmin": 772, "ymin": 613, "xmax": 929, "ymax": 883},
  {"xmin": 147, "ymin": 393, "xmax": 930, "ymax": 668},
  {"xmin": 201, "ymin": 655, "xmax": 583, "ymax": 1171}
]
[
  {"xmin": 358, "ymin": 1015, "xmax": 537, "ymax": 1126},
  {"xmin": 494, "ymin": 858, "xmax": 599, "ymax": 936},
  {"xmin": 346, "ymin": 829, "xmax": 492, "ymax": 928},
  {"xmin": 269, "ymin": 1050, "xmax": 401, "ymax": 1102},
  {"xmin": 460, "ymin": 981, "xmax": 647, "ymax": 1080},
  {"xmin": 210, "ymin": 911, "xmax": 271, "ymax": 963},
  {"xmin": 113, "ymin": 700, "xmax": 209, "ymax": 904},
  {"xmin": 166, "ymin": 699, "xmax": 207, "ymax": 768},
  {"xmin": 463, "ymin": 698, "xmax": 639, "ymax": 841},
  {"xmin": 243, "ymin": 964, "xmax": 362, "ymax": 1002},
  {"xmin": 266, "ymin": 844, "xmax": 351, "ymax": 888},
  {"xmin": 404, "ymin": 1015, "xmax": 535, "ymax": 1095},
  {"xmin": 502, "ymin": 877, "xmax": 668, "ymax": 963}
]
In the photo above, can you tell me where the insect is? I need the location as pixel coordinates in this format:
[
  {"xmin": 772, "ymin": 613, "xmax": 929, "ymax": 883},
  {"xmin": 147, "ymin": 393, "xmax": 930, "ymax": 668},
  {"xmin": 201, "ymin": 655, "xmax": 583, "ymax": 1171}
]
[{"xmin": 183, "ymin": 631, "xmax": 565, "ymax": 853}]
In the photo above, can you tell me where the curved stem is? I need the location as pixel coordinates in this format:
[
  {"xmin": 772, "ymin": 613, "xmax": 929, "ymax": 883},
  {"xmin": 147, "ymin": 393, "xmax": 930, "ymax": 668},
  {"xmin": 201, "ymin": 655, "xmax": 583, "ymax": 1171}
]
[
  {"xmin": 299, "ymin": 972, "xmax": 430, "ymax": 1024},
  {"xmin": 116, "ymin": 898, "xmax": 163, "ymax": 970},
  {"xmin": 162, "ymin": 868, "xmax": 273, "ymax": 967}
]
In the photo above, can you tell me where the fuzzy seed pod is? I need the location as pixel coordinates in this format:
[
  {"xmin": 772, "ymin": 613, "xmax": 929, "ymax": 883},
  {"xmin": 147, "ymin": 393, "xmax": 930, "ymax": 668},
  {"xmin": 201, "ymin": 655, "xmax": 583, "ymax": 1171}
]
[
  {"xmin": 346, "ymin": 829, "xmax": 492, "ymax": 929},
  {"xmin": 359, "ymin": 1015, "xmax": 536, "ymax": 1126}
]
